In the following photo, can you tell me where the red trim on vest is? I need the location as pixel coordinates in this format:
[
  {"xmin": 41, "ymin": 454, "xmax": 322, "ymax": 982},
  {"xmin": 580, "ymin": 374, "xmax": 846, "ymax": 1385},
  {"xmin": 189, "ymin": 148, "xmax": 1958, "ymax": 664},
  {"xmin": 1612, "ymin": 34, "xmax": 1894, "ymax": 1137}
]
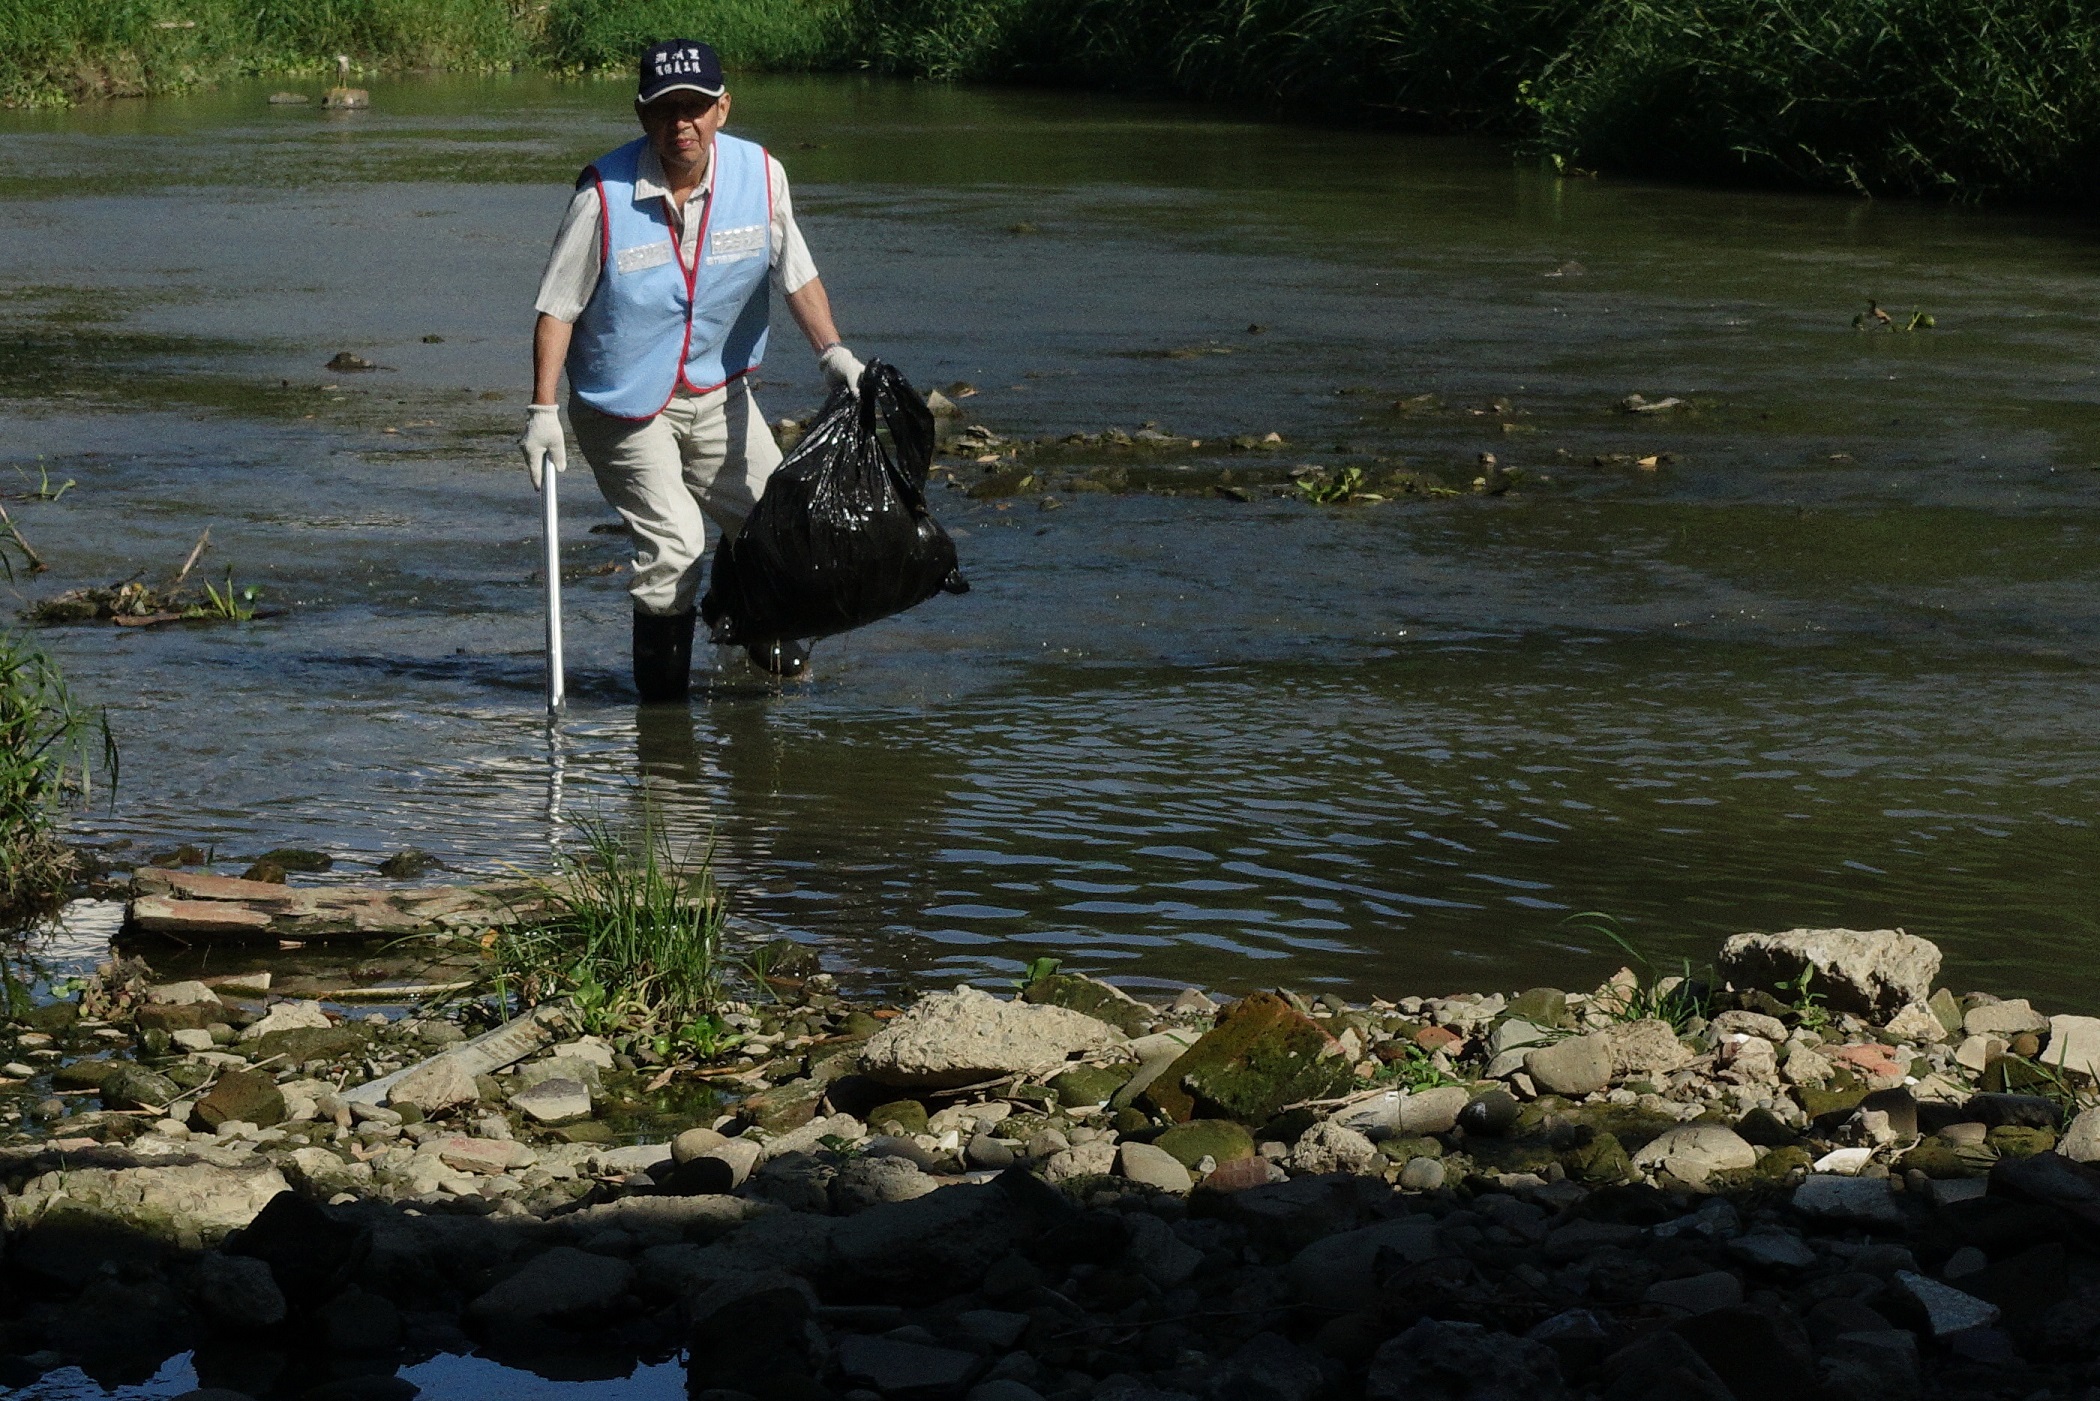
[{"xmin": 587, "ymin": 168, "xmax": 611, "ymax": 270}]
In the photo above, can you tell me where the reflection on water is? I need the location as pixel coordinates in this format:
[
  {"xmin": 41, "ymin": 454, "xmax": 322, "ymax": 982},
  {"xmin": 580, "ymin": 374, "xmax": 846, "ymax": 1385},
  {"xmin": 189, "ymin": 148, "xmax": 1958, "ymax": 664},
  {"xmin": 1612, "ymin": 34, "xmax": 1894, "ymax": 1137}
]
[
  {"xmin": 17, "ymin": 1348, "xmax": 685, "ymax": 1399},
  {"xmin": 0, "ymin": 74, "xmax": 2094, "ymax": 1006}
]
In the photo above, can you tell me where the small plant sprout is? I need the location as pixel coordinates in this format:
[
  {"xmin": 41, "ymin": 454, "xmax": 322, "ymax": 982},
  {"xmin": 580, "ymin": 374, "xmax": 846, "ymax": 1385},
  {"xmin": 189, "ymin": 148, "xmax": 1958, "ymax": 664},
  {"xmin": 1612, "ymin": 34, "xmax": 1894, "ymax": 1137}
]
[
  {"xmin": 1015, "ymin": 954, "xmax": 1063, "ymax": 991},
  {"xmin": 193, "ymin": 569, "xmax": 261, "ymax": 621},
  {"xmin": 1562, "ymin": 910, "xmax": 1711, "ymax": 1031}
]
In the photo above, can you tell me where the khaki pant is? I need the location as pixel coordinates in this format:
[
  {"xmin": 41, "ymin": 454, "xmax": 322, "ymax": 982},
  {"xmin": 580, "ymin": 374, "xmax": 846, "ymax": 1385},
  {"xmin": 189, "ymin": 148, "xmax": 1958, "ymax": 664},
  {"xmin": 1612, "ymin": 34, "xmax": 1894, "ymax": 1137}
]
[{"xmin": 569, "ymin": 378, "xmax": 783, "ymax": 617}]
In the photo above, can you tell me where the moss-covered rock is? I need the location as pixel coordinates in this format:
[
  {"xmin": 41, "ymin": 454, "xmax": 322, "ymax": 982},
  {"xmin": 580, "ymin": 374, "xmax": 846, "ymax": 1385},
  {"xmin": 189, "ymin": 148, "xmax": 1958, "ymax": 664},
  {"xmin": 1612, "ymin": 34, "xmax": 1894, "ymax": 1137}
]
[
  {"xmin": 194, "ymin": 1068, "xmax": 286, "ymax": 1129},
  {"xmin": 1558, "ymin": 1130, "xmax": 1635, "ymax": 1184},
  {"xmin": 1467, "ymin": 1137, "xmax": 1559, "ymax": 1174},
  {"xmin": 1986, "ymin": 1125, "xmax": 2056, "ymax": 1158},
  {"xmin": 99, "ymin": 1064, "xmax": 180, "ymax": 1110},
  {"xmin": 252, "ymin": 1026, "xmax": 366, "ymax": 1065},
  {"xmin": 52, "ymin": 1058, "xmax": 119, "ymax": 1090},
  {"xmin": 1377, "ymin": 1135, "xmax": 1444, "ymax": 1164},
  {"xmin": 1156, "ymin": 1119, "xmax": 1255, "ymax": 1168},
  {"xmin": 1898, "ymin": 1141, "xmax": 1995, "ymax": 1179},
  {"xmin": 739, "ymin": 1077, "xmax": 824, "ymax": 1135},
  {"xmin": 1506, "ymin": 988, "xmax": 1572, "ymax": 1030},
  {"xmin": 1553, "ymin": 1102, "xmax": 1683, "ymax": 1153},
  {"xmin": 1796, "ymin": 1077, "xmax": 1870, "ymax": 1122},
  {"xmin": 1049, "ymin": 1064, "xmax": 1132, "ymax": 1108},
  {"xmin": 838, "ymin": 1011, "xmax": 884, "ymax": 1040},
  {"xmin": 1023, "ymin": 973, "xmax": 1154, "ymax": 1037},
  {"xmin": 1141, "ymin": 992, "xmax": 1354, "ymax": 1124},
  {"xmin": 866, "ymin": 1099, "xmax": 928, "ymax": 1135}
]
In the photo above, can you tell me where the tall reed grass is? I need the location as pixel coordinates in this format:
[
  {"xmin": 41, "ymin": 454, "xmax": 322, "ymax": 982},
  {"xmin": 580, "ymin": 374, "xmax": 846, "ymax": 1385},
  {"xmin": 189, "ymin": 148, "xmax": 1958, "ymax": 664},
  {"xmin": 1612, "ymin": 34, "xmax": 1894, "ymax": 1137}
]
[
  {"xmin": 3, "ymin": 0, "xmax": 2095, "ymax": 200},
  {"xmin": 0, "ymin": 632, "xmax": 111, "ymax": 923}
]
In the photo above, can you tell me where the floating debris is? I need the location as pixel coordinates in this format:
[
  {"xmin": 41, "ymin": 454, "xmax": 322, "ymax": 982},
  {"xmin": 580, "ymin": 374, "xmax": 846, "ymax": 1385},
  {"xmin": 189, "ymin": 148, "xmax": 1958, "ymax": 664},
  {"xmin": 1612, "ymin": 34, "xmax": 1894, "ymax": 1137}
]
[
  {"xmin": 266, "ymin": 92, "xmax": 310, "ymax": 106},
  {"xmin": 1618, "ymin": 393, "xmax": 1687, "ymax": 414},
  {"xmin": 324, "ymin": 352, "xmax": 384, "ymax": 372}
]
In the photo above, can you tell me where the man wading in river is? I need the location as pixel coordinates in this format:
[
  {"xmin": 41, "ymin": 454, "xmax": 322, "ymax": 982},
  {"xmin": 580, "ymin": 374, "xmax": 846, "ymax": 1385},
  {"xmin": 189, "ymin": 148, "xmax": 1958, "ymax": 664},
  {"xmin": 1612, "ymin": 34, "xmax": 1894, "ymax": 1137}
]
[{"xmin": 520, "ymin": 39, "xmax": 863, "ymax": 698}]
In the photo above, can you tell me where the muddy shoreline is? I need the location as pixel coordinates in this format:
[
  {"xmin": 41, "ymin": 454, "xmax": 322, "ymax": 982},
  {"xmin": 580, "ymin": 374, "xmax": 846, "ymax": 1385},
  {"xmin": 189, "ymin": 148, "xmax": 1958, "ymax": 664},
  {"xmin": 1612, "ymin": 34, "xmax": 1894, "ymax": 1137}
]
[{"xmin": 3, "ymin": 893, "xmax": 2098, "ymax": 1400}]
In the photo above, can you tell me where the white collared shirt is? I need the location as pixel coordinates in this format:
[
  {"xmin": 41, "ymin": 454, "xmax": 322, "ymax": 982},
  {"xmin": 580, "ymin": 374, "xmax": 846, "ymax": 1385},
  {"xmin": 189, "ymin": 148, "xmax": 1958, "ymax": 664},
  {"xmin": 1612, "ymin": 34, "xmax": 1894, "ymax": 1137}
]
[{"xmin": 533, "ymin": 140, "xmax": 819, "ymax": 323}]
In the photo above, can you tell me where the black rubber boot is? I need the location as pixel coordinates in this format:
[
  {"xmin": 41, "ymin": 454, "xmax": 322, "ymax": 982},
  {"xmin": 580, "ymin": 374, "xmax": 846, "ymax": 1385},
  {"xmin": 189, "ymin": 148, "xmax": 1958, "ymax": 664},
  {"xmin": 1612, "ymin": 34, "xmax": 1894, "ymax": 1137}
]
[
  {"xmin": 746, "ymin": 638, "xmax": 811, "ymax": 679},
  {"xmin": 633, "ymin": 609, "xmax": 696, "ymax": 704}
]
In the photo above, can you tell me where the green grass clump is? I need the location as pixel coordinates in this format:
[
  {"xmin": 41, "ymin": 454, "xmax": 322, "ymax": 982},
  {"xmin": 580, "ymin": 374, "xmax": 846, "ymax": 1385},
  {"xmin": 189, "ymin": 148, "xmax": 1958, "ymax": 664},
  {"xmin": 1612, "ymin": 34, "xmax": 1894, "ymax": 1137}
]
[
  {"xmin": 1524, "ymin": 0, "xmax": 2100, "ymax": 200},
  {"xmin": 0, "ymin": 633, "xmax": 112, "ymax": 922},
  {"xmin": 469, "ymin": 817, "xmax": 740, "ymax": 1059}
]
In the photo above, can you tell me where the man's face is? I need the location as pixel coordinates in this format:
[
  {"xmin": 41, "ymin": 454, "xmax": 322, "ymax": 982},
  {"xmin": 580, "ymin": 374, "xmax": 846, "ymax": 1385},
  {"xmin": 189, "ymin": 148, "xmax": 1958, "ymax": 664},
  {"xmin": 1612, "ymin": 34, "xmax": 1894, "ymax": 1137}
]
[{"xmin": 639, "ymin": 90, "xmax": 730, "ymax": 171}]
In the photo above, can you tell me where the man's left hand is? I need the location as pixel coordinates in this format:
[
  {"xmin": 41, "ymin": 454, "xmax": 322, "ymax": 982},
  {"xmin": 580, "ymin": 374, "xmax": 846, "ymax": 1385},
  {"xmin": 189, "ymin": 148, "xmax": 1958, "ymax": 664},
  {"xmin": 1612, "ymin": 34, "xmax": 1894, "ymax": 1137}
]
[{"xmin": 819, "ymin": 343, "xmax": 865, "ymax": 393}]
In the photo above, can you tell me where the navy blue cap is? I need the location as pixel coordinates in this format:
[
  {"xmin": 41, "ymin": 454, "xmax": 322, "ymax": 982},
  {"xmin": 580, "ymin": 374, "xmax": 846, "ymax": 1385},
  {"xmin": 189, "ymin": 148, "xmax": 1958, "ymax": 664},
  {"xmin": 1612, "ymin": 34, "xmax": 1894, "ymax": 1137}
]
[{"xmin": 637, "ymin": 40, "xmax": 725, "ymax": 104}]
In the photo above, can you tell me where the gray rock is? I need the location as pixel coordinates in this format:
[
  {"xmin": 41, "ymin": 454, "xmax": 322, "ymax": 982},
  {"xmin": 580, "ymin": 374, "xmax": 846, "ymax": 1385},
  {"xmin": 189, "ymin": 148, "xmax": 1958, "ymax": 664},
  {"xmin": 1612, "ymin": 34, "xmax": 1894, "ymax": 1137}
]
[
  {"xmin": 760, "ymin": 1111, "xmax": 865, "ymax": 1160},
  {"xmin": 1893, "ymin": 1270, "xmax": 2000, "ymax": 1336},
  {"xmin": 1708, "ymin": 1009, "xmax": 1789, "ymax": 1042},
  {"xmin": 1632, "ymin": 1124, "xmax": 1756, "ymax": 1186},
  {"xmin": 955, "ymin": 1308, "xmax": 1031, "ymax": 1350},
  {"xmin": 2061, "ymin": 1107, "xmax": 2100, "ymax": 1163},
  {"xmin": 1601, "ymin": 1019, "xmax": 1693, "ymax": 1077},
  {"xmin": 672, "ymin": 1126, "xmax": 729, "ymax": 1163},
  {"xmin": 1718, "ymin": 927, "xmax": 1941, "ymax": 1018},
  {"xmin": 193, "ymin": 1252, "xmax": 286, "ymax": 1329},
  {"xmin": 966, "ymin": 1133, "xmax": 1016, "ymax": 1170},
  {"xmin": 1125, "ymin": 1213, "xmax": 1201, "ymax": 1288},
  {"xmin": 1396, "ymin": 1086, "xmax": 1470, "ymax": 1134},
  {"xmin": 1523, "ymin": 1033, "xmax": 1611, "ymax": 1096},
  {"xmin": 835, "ymin": 1334, "xmax": 980, "ymax": 1394},
  {"xmin": 860, "ymin": 984, "xmax": 1126, "ymax": 1089},
  {"xmin": 1212, "ymin": 1331, "xmax": 1323, "ymax": 1401},
  {"xmin": 967, "ymin": 1383, "xmax": 1047, "ymax": 1401},
  {"xmin": 1116, "ymin": 1142, "xmax": 1193, "ymax": 1193},
  {"xmin": 1821, "ymin": 1329, "xmax": 1921, "ymax": 1400},
  {"xmin": 1963, "ymin": 999, "xmax": 2047, "ymax": 1037},
  {"xmin": 1642, "ymin": 1270, "xmax": 1743, "ymax": 1315},
  {"xmin": 509, "ymin": 1077, "xmax": 593, "ymax": 1124},
  {"xmin": 1365, "ymin": 1318, "xmax": 1567, "ymax": 1401},
  {"xmin": 149, "ymin": 980, "xmax": 222, "ymax": 1006},
  {"xmin": 1287, "ymin": 1218, "xmax": 1439, "ymax": 1312},
  {"xmin": 465, "ymin": 1245, "xmax": 632, "ymax": 1324},
  {"xmin": 831, "ymin": 1155, "xmax": 939, "ymax": 1214},
  {"xmin": 1726, "ymin": 1230, "xmax": 1817, "ymax": 1270},
  {"xmin": 1399, "ymin": 1157, "xmax": 1445, "ymax": 1192},
  {"xmin": 1487, "ymin": 1019, "xmax": 1553, "ymax": 1058},
  {"xmin": 1792, "ymin": 1175, "xmax": 1902, "ymax": 1227},
  {"xmin": 828, "ymin": 1181, "xmax": 1037, "ymax": 1302},
  {"xmin": 388, "ymin": 1054, "xmax": 477, "ymax": 1116}
]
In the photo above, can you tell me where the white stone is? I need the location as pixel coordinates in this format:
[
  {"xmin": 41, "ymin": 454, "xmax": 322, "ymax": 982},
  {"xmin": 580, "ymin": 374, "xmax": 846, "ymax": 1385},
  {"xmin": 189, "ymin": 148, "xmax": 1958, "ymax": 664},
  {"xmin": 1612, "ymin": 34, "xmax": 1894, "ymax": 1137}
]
[
  {"xmin": 2059, "ymin": 1107, "xmax": 2100, "ymax": 1164},
  {"xmin": 388, "ymin": 1054, "xmax": 478, "ymax": 1115},
  {"xmin": 860, "ymin": 984, "xmax": 1127, "ymax": 1089},
  {"xmin": 1288, "ymin": 1121, "xmax": 1380, "ymax": 1176},
  {"xmin": 147, "ymin": 980, "xmax": 221, "ymax": 1006},
  {"xmin": 1399, "ymin": 1157, "xmax": 1445, "ymax": 1192},
  {"xmin": 1603, "ymin": 1019, "xmax": 1694, "ymax": 1077},
  {"xmin": 2044, "ymin": 1015, "xmax": 2100, "ymax": 1080},
  {"xmin": 1883, "ymin": 1003, "xmax": 1948, "ymax": 1044},
  {"xmin": 1813, "ymin": 1147, "xmax": 1875, "ymax": 1176},
  {"xmin": 3, "ymin": 1162, "xmax": 290, "ymax": 1243},
  {"xmin": 172, "ymin": 1029, "xmax": 216, "ymax": 1052},
  {"xmin": 1954, "ymin": 1034, "xmax": 2003, "ymax": 1074},
  {"xmin": 238, "ymin": 999, "xmax": 332, "ymax": 1040},
  {"xmin": 1524, "ymin": 1033, "xmax": 1613, "ymax": 1096},
  {"xmin": 1633, "ymin": 1124, "xmax": 1757, "ymax": 1186},
  {"xmin": 1719, "ymin": 927, "xmax": 1941, "ymax": 1017},
  {"xmin": 1710, "ymin": 1010, "xmax": 1789, "ymax": 1042},
  {"xmin": 510, "ymin": 1077, "xmax": 593, "ymax": 1124}
]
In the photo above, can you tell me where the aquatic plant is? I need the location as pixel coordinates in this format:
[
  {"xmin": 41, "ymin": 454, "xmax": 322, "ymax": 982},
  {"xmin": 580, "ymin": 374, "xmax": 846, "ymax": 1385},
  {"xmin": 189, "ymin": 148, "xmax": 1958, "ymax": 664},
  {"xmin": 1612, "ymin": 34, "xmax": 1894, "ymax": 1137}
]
[
  {"xmin": 0, "ymin": 632, "xmax": 114, "ymax": 923},
  {"xmin": 192, "ymin": 569, "xmax": 261, "ymax": 622}
]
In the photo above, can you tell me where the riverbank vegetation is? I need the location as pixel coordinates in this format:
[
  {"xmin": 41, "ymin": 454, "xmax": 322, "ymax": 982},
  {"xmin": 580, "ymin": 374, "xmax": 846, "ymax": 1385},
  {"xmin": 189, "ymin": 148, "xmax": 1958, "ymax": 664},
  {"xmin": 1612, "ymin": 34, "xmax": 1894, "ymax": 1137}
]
[
  {"xmin": 3, "ymin": 0, "xmax": 2097, "ymax": 201},
  {"xmin": 0, "ymin": 633, "xmax": 110, "ymax": 922}
]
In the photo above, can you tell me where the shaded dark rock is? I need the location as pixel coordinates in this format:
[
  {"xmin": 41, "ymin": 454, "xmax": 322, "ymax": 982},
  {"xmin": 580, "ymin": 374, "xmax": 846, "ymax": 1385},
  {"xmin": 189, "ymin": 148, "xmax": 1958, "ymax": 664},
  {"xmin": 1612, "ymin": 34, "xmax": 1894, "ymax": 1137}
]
[
  {"xmin": 252, "ymin": 1026, "xmax": 367, "ymax": 1065},
  {"xmin": 100, "ymin": 1063, "xmax": 181, "ymax": 1110},
  {"xmin": 375, "ymin": 850, "xmax": 441, "ymax": 878},
  {"xmin": 258, "ymin": 848, "xmax": 333, "ymax": 872},
  {"xmin": 1602, "ymin": 1330, "xmax": 1732, "ymax": 1401},
  {"xmin": 1365, "ymin": 1318, "xmax": 1566, "ymax": 1401},
  {"xmin": 687, "ymin": 1279, "xmax": 824, "ymax": 1391},
  {"xmin": 229, "ymin": 1192, "xmax": 371, "ymax": 1310},
  {"xmin": 239, "ymin": 862, "xmax": 288, "ymax": 884},
  {"xmin": 1962, "ymin": 1093, "xmax": 2059, "ymax": 1128},
  {"xmin": 318, "ymin": 1288, "xmax": 401, "ymax": 1353},
  {"xmin": 297, "ymin": 1378, "xmax": 418, "ymax": 1401},
  {"xmin": 1669, "ymin": 1306, "xmax": 1815, "ymax": 1401},
  {"xmin": 140, "ymin": 1002, "xmax": 223, "ymax": 1033},
  {"xmin": 1457, "ymin": 1091, "xmax": 1521, "ymax": 1138}
]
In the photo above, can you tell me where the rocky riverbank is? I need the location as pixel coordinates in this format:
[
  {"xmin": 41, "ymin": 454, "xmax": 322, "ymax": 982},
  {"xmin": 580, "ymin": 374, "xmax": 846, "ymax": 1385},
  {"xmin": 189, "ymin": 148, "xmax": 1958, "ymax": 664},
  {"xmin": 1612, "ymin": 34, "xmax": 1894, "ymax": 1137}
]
[{"xmin": 3, "ymin": 922, "xmax": 2099, "ymax": 1400}]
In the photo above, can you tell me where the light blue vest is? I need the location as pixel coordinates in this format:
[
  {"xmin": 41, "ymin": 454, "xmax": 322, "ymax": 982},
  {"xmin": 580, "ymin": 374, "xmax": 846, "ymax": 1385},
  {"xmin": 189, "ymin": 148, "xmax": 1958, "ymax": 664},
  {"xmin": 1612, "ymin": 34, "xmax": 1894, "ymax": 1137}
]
[{"xmin": 567, "ymin": 134, "xmax": 773, "ymax": 420}]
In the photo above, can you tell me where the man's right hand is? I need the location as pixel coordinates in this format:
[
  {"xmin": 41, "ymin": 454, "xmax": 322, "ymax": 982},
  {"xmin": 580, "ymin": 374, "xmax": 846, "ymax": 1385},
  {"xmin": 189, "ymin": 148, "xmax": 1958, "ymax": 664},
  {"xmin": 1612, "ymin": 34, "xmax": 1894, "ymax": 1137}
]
[{"xmin": 520, "ymin": 403, "xmax": 567, "ymax": 492}]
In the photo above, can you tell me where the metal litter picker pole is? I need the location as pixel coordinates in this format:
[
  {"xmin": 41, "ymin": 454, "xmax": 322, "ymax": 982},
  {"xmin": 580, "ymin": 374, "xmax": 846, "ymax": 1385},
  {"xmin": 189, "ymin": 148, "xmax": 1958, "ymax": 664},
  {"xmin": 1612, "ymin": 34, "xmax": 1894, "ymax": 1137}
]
[{"xmin": 542, "ymin": 464, "xmax": 565, "ymax": 714}]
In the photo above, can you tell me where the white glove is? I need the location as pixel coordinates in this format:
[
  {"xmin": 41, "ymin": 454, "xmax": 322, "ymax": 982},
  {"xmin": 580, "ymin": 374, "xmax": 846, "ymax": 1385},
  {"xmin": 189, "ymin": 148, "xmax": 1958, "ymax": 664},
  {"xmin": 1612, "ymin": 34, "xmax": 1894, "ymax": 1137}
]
[
  {"xmin": 818, "ymin": 343, "xmax": 865, "ymax": 393},
  {"xmin": 520, "ymin": 403, "xmax": 567, "ymax": 492}
]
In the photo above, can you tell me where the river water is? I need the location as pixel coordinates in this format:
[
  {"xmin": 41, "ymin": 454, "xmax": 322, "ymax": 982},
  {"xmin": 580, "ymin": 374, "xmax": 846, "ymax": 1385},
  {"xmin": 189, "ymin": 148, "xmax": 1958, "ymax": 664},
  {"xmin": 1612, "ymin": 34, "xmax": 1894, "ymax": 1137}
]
[{"xmin": 1, "ymin": 73, "xmax": 2096, "ymax": 1008}]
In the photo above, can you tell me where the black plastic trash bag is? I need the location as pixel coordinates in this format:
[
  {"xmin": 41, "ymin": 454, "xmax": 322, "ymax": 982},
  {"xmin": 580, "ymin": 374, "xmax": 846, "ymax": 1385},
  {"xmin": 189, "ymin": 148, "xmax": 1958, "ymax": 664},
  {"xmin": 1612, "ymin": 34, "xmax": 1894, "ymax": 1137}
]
[{"xmin": 701, "ymin": 360, "xmax": 968, "ymax": 647}]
